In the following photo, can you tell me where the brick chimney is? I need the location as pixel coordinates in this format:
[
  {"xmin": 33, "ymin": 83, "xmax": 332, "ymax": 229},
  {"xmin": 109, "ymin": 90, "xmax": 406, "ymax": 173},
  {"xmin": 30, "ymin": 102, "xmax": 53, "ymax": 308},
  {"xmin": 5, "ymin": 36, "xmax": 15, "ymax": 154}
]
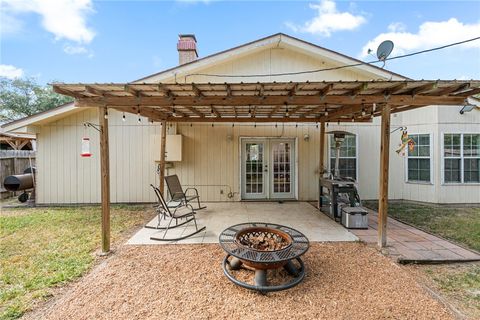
[{"xmin": 177, "ymin": 34, "xmax": 198, "ymax": 65}]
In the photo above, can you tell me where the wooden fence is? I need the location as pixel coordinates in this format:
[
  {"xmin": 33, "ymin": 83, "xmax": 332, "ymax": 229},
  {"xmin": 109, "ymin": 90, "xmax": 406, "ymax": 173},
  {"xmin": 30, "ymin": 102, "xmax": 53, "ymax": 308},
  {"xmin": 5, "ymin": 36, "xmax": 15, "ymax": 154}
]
[{"xmin": 0, "ymin": 150, "xmax": 36, "ymax": 198}]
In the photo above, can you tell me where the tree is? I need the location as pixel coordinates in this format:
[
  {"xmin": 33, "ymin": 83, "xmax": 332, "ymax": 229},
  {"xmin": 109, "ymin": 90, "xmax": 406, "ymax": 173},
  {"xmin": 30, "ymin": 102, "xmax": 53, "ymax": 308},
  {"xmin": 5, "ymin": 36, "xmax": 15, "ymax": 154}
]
[{"xmin": 0, "ymin": 77, "xmax": 73, "ymax": 122}]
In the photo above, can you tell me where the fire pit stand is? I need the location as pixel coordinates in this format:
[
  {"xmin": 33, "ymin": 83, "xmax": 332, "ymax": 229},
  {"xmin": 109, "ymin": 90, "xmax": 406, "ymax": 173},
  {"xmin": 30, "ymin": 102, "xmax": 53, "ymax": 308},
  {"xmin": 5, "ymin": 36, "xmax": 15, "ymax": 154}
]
[{"xmin": 219, "ymin": 222, "xmax": 309, "ymax": 294}]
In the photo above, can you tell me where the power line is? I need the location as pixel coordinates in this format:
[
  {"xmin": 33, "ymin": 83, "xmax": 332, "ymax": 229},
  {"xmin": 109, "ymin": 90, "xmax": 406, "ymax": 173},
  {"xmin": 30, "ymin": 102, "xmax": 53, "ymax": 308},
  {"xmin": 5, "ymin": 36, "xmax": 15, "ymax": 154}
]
[{"xmin": 185, "ymin": 36, "xmax": 480, "ymax": 79}]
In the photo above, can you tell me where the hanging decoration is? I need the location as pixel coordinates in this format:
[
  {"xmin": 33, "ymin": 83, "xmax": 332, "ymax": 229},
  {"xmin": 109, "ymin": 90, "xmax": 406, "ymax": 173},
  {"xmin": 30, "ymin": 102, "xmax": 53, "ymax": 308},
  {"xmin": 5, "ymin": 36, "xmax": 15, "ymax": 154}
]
[
  {"xmin": 396, "ymin": 130, "xmax": 415, "ymax": 156},
  {"xmin": 81, "ymin": 122, "xmax": 101, "ymax": 158},
  {"xmin": 81, "ymin": 137, "xmax": 92, "ymax": 157}
]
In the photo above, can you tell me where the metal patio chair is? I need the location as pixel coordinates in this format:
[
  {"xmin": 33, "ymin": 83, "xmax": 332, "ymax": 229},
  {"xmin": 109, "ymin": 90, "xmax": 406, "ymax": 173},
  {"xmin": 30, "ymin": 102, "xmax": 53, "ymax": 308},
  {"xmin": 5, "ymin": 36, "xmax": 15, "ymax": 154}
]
[
  {"xmin": 165, "ymin": 174, "xmax": 206, "ymax": 210},
  {"xmin": 146, "ymin": 184, "xmax": 206, "ymax": 241}
]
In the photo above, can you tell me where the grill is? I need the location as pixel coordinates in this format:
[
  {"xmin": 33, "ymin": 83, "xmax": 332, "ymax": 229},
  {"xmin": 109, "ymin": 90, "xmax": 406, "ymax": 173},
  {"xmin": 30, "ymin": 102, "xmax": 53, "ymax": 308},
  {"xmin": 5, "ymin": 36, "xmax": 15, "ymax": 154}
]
[{"xmin": 219, "ymin": 222, "xmax": 309, "ymax": 294}]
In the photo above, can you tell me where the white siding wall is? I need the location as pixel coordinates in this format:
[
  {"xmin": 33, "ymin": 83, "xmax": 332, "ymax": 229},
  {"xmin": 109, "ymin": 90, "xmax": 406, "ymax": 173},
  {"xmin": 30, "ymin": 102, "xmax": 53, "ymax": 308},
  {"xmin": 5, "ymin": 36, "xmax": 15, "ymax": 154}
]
[
  {"xmin": 399, "ymin": 106, "xmax": 480, "ymax": 203},
  {"xmin": 36, "ymin": 108, "xmax": 161, "ymax": 204}
]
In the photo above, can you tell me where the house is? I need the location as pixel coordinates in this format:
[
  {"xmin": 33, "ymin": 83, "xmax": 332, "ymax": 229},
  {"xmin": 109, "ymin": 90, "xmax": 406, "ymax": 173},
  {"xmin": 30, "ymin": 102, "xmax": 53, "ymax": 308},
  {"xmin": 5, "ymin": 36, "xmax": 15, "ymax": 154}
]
[{"xmin": 2, "ymin": 33, "xmax": 479, "ymax": 205}]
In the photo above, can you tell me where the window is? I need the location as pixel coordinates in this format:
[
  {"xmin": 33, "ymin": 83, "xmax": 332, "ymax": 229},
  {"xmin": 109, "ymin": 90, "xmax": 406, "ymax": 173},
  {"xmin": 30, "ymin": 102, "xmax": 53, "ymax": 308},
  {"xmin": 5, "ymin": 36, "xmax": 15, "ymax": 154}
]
[
  {"xmin": 329, "ymin": 135, "xmax": 357, "ymax": 179},
  {"xmin": 443, "ymin": 133, "xmax": 480, "ymax": 183},
  {"xmin": 407, "ymin": 134, "xmax": 431, "ymax": 182}
]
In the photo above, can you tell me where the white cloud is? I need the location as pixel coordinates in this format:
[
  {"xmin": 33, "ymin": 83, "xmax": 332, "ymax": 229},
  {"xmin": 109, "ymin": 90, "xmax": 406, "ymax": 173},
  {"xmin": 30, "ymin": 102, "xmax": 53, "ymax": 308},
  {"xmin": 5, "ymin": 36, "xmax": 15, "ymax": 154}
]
[
  {"xmin": 2, "ymin": 0, "xmax": 95, "ymax": 43},
  {"xmin": 0, "ymin": 65, "xmax": 24, "ymax": 79},
  {"xmin": 63, "ymin": 44, "xmax": 91, "ymax": 56},
  {"xmin": 360, "ymin": 18, "xmax": 480, "ymax": 59},
  {"xmin": 0, "ymin": 10, "xmax": 23, "ymax": 35},
  {"xmin": 286, "ymin": 0, "xmax": 366, "ymax": 37}
]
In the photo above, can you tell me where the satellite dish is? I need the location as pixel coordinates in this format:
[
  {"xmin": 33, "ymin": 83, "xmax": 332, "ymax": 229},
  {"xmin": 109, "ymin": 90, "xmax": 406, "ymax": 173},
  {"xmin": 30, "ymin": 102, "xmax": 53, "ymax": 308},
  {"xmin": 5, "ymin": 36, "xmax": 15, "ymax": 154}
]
[{"xmin": 376, "ymin": 40, "xmax": 394, "ymax": 61}]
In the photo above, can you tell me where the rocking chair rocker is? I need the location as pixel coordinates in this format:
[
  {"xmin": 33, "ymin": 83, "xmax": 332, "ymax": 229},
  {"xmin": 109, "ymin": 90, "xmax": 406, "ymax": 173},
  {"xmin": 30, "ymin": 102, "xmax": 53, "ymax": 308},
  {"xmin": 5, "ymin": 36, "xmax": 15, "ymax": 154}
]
[{"xmin": 147, "ymin": 184, "xmax": 206, "ymax": 241}]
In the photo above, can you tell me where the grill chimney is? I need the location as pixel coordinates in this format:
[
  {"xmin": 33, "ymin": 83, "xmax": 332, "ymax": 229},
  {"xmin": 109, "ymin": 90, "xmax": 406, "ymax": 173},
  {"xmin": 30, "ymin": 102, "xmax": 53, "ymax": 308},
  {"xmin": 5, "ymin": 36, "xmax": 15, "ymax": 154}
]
[{"xmin": 177, "ymin": 34, "xmax": 198, "ymax": 65}]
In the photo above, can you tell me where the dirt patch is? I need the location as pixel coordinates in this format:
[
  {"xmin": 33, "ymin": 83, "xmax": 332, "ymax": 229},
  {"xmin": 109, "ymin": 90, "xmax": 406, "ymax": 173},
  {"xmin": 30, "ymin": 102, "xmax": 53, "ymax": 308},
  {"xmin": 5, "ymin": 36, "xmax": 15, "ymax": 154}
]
[{"xmin": 27, "ymin": 242, "xmax": 454, "ymax": 320}]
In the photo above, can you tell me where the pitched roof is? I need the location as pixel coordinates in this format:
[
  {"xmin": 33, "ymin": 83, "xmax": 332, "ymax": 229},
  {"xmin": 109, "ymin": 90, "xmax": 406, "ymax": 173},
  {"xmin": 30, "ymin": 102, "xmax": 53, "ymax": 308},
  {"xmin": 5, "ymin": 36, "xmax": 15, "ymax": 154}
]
[{"xmin": 134, "ymin": 33, "xmax": 408, "ymax": 83}]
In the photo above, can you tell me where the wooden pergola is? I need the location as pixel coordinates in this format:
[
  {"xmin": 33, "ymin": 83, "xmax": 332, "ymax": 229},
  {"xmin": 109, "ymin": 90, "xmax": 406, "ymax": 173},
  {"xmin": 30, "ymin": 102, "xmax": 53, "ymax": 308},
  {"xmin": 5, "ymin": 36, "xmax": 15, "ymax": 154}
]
[
  {"xmin": 0, "ymin": 132, "xmax": 35, "ymax": 150},
  {"xmin": 53, "ymin": 80, "xmax": 480, "ymax": 253}
]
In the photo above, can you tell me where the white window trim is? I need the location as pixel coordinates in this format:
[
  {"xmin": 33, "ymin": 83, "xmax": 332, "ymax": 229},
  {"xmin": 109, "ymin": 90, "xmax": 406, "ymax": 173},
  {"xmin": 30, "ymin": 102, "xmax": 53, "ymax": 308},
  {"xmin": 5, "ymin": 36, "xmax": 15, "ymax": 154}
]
[
  {"xmin": 405, "ymin": 133, "xmax": 434, "ymax": 184},
  {"xmin": 441, "ymin": 132, "xmax": 480, "ymax": 185},
  {"xmin": 327, "ymin": 134, "xmax": 358, "ymax": 181}
]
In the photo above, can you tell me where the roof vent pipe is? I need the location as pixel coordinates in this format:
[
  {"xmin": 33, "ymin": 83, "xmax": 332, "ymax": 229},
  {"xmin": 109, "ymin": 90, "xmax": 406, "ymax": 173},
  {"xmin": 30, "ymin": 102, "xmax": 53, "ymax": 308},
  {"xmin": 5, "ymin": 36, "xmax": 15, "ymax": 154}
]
[{"xmin": 177, "ymin": 34, "xmax": 198, "ymax": 65}]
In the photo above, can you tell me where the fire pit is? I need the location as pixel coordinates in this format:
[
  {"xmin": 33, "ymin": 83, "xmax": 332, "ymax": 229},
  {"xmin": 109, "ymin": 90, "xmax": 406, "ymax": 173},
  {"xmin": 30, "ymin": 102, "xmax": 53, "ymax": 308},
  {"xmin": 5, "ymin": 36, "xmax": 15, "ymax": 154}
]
[{"xmin": 219, "ymin": 222, "xmax": 309, "ymax": 294}]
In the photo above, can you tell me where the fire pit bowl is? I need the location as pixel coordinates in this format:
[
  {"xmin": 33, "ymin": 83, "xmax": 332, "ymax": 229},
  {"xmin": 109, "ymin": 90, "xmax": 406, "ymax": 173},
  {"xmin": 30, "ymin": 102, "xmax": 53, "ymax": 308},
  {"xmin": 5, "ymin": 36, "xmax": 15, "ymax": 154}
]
[
  {"xmin": 234, "ymin": 227, "xmax": 293, "ymax": 269},
  {"xmin": 219, "ymin": 222, "xmax": 309, "ymax": 294}
]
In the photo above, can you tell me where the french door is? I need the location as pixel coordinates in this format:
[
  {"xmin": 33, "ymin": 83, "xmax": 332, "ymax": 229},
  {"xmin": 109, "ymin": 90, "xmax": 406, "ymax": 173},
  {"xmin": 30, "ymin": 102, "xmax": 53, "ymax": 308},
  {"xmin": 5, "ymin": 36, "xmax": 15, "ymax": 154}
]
[{"xmin": 241, "ymin": 138, "xmax": 296, "ymax": 200}]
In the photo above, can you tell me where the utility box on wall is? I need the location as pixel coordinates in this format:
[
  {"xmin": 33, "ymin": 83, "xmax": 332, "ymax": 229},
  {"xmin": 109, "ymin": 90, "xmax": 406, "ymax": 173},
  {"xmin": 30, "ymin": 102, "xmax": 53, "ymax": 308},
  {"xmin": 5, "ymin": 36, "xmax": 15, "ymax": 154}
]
[{"xmin": 164, "ymin": 134, "xmax": 182, "ymax": 162}]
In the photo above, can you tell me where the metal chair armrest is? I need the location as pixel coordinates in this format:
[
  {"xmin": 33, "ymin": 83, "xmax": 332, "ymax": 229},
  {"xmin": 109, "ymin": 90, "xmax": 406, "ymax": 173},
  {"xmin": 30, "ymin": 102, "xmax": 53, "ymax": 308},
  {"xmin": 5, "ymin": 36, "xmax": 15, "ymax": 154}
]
[
  {"xmin": 173, "ymin": 203, "xmax": 196, "ymax": 216},
  {"xmin": 184, "ymin": 188, "xmax": 200, "ymax": 197}
]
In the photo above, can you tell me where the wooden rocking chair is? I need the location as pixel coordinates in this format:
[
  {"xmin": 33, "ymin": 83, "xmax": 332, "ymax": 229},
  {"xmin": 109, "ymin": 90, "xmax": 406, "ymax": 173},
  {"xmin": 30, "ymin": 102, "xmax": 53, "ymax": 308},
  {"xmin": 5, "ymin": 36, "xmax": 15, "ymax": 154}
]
[{"xmin": 146, "ymin": 184, "xmax": 206, "ymax": 241}]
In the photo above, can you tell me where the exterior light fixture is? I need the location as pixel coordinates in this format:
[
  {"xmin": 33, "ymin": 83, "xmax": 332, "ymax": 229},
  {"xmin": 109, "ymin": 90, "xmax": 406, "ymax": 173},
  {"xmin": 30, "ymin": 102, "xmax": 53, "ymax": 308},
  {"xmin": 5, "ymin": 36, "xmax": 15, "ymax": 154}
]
[
  {"xmin": 122, "ymin": 112, "xmax": 126, "ymax": 122},
  {"xmin": 104, "ymin": 108, "xmax": 108, "ymax": 120},
  {"xmin": 460, "ymin": 105, "xmax": 476, "ymax": 114}
]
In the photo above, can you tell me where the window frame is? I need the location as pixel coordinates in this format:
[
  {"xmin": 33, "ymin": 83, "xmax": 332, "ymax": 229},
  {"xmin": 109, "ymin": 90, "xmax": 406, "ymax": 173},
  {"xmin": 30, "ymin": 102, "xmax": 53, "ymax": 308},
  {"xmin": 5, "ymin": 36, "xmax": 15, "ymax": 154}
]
[
  {"xmin": 441, "ymin": 132, "xmax": 480, "ymax": 185},
  {"xmin": 405, "ymin": 133, "xmax": 433, "ymax": 184},
  {"xmin": 327, "ymin": 134, "xmax": 358, "ymax": 181}
]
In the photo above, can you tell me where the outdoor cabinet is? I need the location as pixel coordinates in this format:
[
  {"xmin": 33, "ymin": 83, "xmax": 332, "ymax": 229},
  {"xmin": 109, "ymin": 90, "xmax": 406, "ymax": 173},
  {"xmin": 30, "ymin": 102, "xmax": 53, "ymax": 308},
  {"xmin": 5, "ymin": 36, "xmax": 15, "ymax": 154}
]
[{"xmin": 157, "ymin": 134, "xmax": 182, "ymax": 162}]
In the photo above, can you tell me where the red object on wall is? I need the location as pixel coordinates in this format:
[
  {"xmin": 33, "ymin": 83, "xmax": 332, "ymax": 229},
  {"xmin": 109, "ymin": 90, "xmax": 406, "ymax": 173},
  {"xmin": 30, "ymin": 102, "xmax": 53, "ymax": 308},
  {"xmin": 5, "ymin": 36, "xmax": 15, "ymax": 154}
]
[{"xmin": 81, "ymin": 137, "xmax": 92, "ymax": 157}]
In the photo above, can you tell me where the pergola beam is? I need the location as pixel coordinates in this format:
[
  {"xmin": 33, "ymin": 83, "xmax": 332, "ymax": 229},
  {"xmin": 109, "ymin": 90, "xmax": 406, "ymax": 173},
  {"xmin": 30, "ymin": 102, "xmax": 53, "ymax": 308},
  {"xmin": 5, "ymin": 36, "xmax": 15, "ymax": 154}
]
[
  {"xmin": 191, "ymin": 83, "xmax": 204, "ymax": 98},
  {"xmin": 85, "ymin": 85, "xmax": 108, "ymax": 97},
  {"xmin": 73, "ymin": 94, "xmax": 467, "ymax": 108},
  {"xmin": 142, "ymin": 116, "xmax": 372, "ymax": 123},
  {"xmin": 210, "ymin": 105, "xmax": 221, "ymax": 117},
  {"xmin": 124, "ymin": 85, "xmax": 141, "ymax": 97},
  {"xmin": 301, "ymin": 105, "xmax": 324, "ymax": 117},
  {"xmin": 409, "ymin": 82, "xmax": 438, "ymax": 96},
  {"xmin": 180, "ymin": 105, "xmax": 204, "ymax": 117}
]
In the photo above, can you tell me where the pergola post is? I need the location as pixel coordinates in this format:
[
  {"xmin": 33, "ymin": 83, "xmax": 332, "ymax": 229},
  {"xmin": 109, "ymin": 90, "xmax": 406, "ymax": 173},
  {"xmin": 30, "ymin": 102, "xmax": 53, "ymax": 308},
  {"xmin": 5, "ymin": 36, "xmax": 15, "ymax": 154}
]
[
  {"xmin": 99, "ymin": 106, "xmax": 111, "ymax": 254},
  {"xmin": 378, "ymin": 104, "xmax": 391, "ymax": 249},
  {"xmin": 159, "ymin": 120, "xmax": 167, "ymax": 194},
  {"xmin": 319, "ymin": 122, "xmax": 326, "ymax": 174},
  {"xmin": 318, "ymin": 122, "xmax": 326, "ymax": 209}
]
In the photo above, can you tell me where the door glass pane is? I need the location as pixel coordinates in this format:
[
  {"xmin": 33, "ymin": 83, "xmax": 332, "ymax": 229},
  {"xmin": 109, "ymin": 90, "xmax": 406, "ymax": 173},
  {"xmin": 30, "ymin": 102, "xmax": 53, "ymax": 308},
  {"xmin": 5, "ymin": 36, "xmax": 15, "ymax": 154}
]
[
  {"xmin": 245, "ymin": 143, "xmax": 263, "ymax": 194},
  {"xmin": 272, "ymin": 142, "xmax": 291, "ymax": 194}
]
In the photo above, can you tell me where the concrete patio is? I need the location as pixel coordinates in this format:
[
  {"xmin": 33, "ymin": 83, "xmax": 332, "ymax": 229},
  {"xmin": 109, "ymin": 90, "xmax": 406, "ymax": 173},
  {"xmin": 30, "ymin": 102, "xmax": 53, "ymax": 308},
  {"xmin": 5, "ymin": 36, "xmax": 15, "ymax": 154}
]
[{"xmin": 127, "ymin": 202, "xmax": 358, "ymax": 244}]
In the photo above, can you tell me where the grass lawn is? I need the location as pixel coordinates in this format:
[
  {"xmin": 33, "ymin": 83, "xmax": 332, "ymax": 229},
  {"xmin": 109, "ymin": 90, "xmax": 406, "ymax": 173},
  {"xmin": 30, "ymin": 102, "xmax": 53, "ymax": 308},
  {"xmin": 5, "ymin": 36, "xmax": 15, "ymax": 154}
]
[
  {"xmin": 0, "ymin": 205, "xmax": 153, "ymax": 320},
  {"xmin": 364, "ymin": 200, "xmax": 480, "ymax": 318}
]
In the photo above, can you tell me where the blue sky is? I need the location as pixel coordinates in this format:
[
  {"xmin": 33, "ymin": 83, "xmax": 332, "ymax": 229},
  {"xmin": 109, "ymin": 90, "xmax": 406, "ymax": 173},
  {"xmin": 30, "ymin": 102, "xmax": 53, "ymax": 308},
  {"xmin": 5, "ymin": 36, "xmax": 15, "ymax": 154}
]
[{"xmin": 1, "ymin": 0, "xmax": 479, "ymax": 84}]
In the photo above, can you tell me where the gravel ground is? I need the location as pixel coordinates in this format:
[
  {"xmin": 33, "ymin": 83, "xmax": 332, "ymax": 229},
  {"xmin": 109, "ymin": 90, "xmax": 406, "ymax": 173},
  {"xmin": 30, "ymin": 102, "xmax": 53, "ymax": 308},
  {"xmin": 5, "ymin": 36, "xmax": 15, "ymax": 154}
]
[{"xmin": 35, "ymin": 243, "xmax": 453, "ymax": 320}]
